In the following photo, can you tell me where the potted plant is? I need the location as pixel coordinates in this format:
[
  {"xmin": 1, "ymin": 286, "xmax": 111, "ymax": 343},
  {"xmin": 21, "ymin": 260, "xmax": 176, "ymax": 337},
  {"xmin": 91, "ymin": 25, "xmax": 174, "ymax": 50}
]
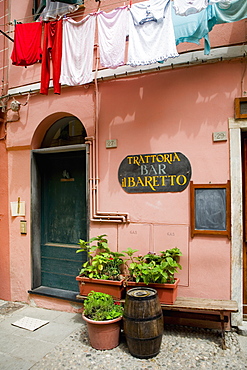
[
  {"xmin": 122, "ymin": 247, "xmax": 182, "ymax": 304},
  {"xmin": 76, "ymin": 234, "xmax": 125, "ymax": 299},
  {"xmin": 82, "ymin": 291, "xmax": 124, "ymax": 350}
]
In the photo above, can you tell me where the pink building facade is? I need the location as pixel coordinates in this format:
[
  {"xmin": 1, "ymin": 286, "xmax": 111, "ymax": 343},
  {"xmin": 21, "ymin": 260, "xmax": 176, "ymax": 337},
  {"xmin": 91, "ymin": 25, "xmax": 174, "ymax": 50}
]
[{"xmin": 0, "ymin": 0, "xmax": 246, "ymax": 327}]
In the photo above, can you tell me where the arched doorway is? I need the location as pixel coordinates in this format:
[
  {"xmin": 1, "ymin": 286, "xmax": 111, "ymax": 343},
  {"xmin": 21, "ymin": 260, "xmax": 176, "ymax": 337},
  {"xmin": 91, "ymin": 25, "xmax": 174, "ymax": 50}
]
[{"xmin": 30, "ymin": 116, "xmax": 88, "ymax": 299}]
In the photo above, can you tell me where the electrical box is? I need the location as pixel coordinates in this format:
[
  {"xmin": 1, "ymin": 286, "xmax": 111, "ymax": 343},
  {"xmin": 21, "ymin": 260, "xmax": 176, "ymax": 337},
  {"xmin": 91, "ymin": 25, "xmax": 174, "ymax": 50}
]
[{"xmin": 20, "ymin": 220, "xmax": 27, "ymax": 234}]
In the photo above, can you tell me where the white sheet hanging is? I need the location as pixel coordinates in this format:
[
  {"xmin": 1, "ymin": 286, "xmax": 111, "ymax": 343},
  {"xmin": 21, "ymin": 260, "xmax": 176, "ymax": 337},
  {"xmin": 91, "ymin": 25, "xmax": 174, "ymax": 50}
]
[
  {"xmin": 127, "ymin": 0, "xmax": 178, "ymax": 67},
  {"xmin": 60, "ymin": 15, "xmax": 96, "ymax": 86},
  {"xmin": 173, "ymin": 0, "xmax": 208, "ymax": 16},
  {"xmin": 97, "ymin": 7, "xmax": 128, "ymax": 69}
]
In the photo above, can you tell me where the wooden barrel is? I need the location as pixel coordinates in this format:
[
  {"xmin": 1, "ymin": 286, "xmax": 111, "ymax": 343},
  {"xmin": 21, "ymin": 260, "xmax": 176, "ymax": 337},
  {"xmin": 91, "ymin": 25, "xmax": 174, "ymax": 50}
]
[{"xmin": 123, "ymin": 287, "xmax": 163, "ymax": 359}]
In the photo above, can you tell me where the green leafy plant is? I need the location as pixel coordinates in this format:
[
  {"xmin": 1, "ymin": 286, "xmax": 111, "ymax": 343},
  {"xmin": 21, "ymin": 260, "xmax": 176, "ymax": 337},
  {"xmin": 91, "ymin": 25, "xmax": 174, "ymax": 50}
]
[
  {"xmin": 122, "ymin": 247, "xmax": 182, "ymax": 284},
  {"xmin": 83, "ymin": 291, "xmax": 124, "ymax": 321},
  {"xmin": 76, "ymin": 234, "xmax": 125, "ymax": 281}
]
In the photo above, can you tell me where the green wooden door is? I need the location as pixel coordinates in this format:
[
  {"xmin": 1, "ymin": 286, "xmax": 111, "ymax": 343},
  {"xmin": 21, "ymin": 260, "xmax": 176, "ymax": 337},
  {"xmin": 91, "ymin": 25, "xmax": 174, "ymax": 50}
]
[{"xmin": 39, "ymin": 151, "xmax": 87, "ymax": 291}]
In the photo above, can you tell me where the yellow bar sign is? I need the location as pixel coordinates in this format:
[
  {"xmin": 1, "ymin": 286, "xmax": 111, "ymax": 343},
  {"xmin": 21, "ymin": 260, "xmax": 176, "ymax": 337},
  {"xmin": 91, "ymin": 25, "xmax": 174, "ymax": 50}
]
[{"xmin": 118, "ymin": 152, "xmax": 191, "ymax": 193}]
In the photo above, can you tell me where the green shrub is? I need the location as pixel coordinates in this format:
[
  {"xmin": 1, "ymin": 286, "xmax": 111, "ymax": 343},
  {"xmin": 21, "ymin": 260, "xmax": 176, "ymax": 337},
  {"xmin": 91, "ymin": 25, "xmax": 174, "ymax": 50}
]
[
  {"xmin": 76, "ymin": 235, "xmax": 124, "ymax": 281},
  {"xmin": 83, "ymin": 291, "xmax": 124, "ymax": 321},
  {"xmin": 122, "ymin": 247, "xmax": 182, "ymax": 284}
]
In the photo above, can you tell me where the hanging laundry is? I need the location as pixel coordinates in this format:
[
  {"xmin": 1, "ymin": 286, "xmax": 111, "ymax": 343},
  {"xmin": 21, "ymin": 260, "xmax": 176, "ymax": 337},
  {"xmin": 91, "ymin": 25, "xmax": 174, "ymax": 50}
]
[
  {"xmin": 173, "ymin": 0, "xmax": 208, "ymax": 16},
  {"xmin": 127, "ymin": 0, "xmax": 179, "ymax": 67},
  {"xmin": 60, "ymin": 15, "xmax": 96, "ymax": 86},
  {"xmin": 97, "ymin": 7, "xmax": 128, "ymax": 69},
  {"xmin": 212, "ymin": 0, "xmax": 247, "ymax": 23},
  {"xmin": 11, "ymin": 22, "xmax": 42, "ymax": 66},
  {"xmin": 172, "ymin": 4, "xmax": 217, "ymax": 55},
  {"xmin": 39, "ymin": 0, "xmax": 81, "ymax": 21},
  {"xmin": 40, "ymin": 19, "xmax": 63, "ymax": 95}
]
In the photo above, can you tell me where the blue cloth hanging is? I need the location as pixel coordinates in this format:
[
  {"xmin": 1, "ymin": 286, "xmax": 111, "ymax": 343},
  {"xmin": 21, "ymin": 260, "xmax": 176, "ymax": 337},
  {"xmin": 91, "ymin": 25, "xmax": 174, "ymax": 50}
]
[
  {"xmin": 172, "ymin": 5, "xmax": 217, "ymax": 55},
  {"xmin": 213, "ymin": 0, "xmax": 247, "ymax": 24}
]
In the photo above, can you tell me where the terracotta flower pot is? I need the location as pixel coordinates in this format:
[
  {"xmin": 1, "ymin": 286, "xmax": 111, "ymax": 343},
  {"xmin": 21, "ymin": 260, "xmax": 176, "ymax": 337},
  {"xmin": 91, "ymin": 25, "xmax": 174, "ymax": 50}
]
[
  {"xmin": 125, "ymin": 278, "xmax": 180, "ymax": 305},
  {"xmin": 82, "ymin": 314, "xmax": 122, "ymax": 350},
  {"xmin": 76, "ymin": 276, "xmax": 125, "ymax": 299}
]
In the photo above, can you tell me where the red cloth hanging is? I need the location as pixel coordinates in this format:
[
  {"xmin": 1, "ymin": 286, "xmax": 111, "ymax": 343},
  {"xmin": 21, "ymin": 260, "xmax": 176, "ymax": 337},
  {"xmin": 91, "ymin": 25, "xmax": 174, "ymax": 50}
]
[
  {"xmin": 11, "ymin": 22, "xmax": 42, "ymax": 66},
  {"xmin": 40, "ymin": 19, "xmax": 63, "ymax": 95}
]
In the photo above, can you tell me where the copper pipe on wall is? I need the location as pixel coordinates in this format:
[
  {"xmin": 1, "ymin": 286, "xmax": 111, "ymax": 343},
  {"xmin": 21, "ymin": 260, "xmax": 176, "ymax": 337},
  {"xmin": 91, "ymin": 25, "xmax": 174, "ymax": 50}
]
[
  {"xmin": 85, "ymin": 136, "xmax": 129, "ymax": 223},
  {"xmin": 85, "ymin": 43, "xmax": 129, "ymax": 223}
]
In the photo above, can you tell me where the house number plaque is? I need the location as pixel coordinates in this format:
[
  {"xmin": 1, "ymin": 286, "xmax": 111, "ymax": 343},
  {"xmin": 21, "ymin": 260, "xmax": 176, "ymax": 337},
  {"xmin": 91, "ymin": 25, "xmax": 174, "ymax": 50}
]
[{"xmin": 118, "ymin": 152, "xmax": 192, "ymax": 193}]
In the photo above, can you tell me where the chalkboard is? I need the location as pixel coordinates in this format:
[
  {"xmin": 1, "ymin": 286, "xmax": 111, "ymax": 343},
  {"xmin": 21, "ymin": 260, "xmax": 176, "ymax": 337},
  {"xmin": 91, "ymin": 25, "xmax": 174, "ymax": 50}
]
[
  {"xmin": 195, "ymin": 188, "xmax": 226, "ymax": 230},
  {"xmin": 190, "ymin": 181, "xmax": 230, "ymax": 238}
]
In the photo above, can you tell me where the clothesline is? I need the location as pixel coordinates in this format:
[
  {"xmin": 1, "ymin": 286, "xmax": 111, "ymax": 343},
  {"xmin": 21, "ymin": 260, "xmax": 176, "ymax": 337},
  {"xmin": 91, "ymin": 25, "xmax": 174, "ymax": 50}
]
[
  {"xmin": 10, "ymin": 0, "xmax": 178, "ymax": 95},
  {"xmin": 0, "ymin": 0, "xmax": 227, "ymax": 27},
  {"xmin": 8, "ymin": 0, "xmax": 247, "ymax": 98},
  {"xmin": 7, "ymin": 0, "xmax": 247, "ymax": 57},
  {"xmin": 10, "ymin": 0, "xmax": 245, "ymax": 66}
]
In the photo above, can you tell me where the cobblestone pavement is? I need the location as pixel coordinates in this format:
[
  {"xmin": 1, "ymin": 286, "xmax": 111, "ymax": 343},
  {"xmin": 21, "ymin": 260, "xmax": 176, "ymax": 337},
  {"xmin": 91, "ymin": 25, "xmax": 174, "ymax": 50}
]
[
  {"xmin": 0, "ymin": 300, "xmax": 246, "ymax": 370},
  {"xmin": 32, "ymin": 323, "xmax": 247, "ymax": 370}
]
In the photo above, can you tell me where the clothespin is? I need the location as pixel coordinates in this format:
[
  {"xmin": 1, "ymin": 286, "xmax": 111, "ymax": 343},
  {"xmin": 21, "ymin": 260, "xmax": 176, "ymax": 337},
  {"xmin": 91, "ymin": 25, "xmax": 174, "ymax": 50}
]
[
  {"xmin": 14, "ymin": 20, "xmax": 16, "ymax": 26},
  {"xmin": 129, "ymin": 0, "xmax": 132, "ymax": 7}
]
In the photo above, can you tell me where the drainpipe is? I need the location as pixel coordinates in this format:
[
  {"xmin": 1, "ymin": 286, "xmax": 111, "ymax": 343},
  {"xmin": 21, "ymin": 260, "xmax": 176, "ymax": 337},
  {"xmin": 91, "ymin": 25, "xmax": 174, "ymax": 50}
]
[
  {"xmin": 85, "ymin": 137, "xmax": 94, "ymax": 222},
  {"xmin": 85, "ymin": 136, "xmax": 129, "ymax": 223},
  {"xmin": 85, "ymin": 43, "xmax": 130, "ymax": 223}
]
